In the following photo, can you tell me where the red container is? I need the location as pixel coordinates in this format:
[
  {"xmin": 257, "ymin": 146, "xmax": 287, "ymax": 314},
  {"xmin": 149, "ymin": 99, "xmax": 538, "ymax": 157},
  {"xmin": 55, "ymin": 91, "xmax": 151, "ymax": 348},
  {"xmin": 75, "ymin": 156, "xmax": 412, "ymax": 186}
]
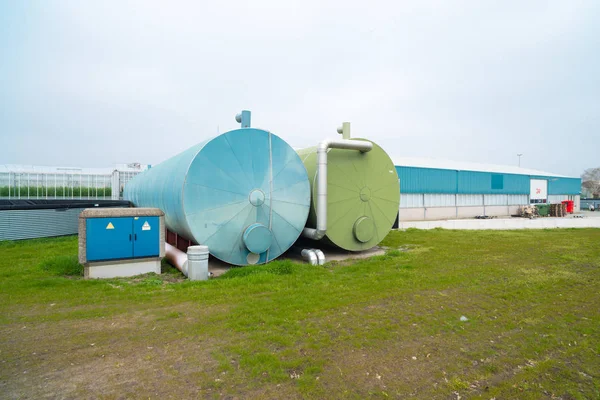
[
  {"xmin": 567, "ymin": 200, "xmax": 574, "ymax": 213},
  {"xmin": 562, "ymin": 200, "xmax": 574, "ymax": 213}
]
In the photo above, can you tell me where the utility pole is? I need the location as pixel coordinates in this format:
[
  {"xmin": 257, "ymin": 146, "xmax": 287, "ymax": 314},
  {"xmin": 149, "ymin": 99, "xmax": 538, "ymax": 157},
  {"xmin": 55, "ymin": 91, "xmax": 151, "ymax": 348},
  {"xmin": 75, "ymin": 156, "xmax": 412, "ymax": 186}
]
[{"xmin": 517, "ymin": 153, "xmax": 523, "ymax": 167}]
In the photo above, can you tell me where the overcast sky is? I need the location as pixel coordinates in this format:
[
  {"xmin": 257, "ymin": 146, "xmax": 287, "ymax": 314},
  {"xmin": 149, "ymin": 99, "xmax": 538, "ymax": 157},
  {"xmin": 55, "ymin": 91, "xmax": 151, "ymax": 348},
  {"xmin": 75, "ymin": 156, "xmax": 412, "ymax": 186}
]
[{"xmin": 1, "ymin": 1, "xmax": 598, "ymax": 177}]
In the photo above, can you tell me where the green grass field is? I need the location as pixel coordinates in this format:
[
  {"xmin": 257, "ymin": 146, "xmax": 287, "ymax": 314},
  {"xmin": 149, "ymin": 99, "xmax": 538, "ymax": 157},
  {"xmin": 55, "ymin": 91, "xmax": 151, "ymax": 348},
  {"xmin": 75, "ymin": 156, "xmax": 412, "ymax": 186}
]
[{"xmin": 1, "ymin": 229, "xmax": 599, "ymax": 399}]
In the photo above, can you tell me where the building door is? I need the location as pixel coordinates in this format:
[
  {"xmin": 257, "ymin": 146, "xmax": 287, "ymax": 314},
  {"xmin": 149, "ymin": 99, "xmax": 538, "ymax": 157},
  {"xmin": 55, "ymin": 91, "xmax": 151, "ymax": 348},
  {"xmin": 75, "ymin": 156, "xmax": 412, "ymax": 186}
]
[{"xmin": 529, "ymin": 179, "xmax": 548, "ymax": 204}]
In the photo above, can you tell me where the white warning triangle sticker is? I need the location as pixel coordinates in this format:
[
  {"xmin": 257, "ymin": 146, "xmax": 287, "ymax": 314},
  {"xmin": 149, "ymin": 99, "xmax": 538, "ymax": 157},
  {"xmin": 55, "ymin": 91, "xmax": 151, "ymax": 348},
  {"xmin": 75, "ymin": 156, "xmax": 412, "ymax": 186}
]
[
  {"xmin": 106, "ymin": 222, "xmax": 115, "ymax": 230},
  {"xmin": 142, "ymin": 221, "xmax": 151, "ymax": 231}
]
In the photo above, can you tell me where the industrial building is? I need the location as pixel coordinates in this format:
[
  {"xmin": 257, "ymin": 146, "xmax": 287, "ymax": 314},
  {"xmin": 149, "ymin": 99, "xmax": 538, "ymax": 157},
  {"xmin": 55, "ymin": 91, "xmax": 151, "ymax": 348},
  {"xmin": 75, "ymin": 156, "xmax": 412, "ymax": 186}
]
[{"xmin": 395, "ymin": 158, "xmax": 582, "ymax": 221}]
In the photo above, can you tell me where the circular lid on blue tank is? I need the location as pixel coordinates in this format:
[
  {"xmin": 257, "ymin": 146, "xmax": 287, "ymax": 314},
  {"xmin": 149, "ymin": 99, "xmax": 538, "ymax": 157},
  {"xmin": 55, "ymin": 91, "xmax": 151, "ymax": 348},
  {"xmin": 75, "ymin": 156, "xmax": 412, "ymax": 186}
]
[{"xmin": 182, "ymin": 128, "xmax": 310, "ymax": 266}]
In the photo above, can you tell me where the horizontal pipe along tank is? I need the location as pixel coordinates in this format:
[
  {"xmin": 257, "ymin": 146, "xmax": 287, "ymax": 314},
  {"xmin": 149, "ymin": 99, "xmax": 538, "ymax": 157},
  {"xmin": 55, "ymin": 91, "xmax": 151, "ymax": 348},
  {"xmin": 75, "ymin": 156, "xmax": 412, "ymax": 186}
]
[
  {"xmin": 297, "ymin": 139, "xmax": 399, "ymax": 251},
  {"xmin": 124, "ymin": 127, "xmax": 310, "ymax": 266}
]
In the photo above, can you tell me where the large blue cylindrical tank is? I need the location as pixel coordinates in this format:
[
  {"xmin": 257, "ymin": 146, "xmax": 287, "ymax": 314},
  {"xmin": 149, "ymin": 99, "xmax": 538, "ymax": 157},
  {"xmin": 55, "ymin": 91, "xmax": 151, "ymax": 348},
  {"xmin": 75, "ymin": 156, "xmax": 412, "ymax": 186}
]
[{"xmin": 124, "ymin": 127, "xmax": 310, "ymax": 266}]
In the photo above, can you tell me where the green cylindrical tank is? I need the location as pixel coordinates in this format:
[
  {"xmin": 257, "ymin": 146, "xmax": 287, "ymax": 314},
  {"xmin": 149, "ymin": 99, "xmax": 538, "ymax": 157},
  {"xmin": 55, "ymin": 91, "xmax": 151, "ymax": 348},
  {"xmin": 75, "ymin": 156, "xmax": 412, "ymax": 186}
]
[{"xmin": 297, "ymin": 139, "xmax": 400, "ymax": 251}]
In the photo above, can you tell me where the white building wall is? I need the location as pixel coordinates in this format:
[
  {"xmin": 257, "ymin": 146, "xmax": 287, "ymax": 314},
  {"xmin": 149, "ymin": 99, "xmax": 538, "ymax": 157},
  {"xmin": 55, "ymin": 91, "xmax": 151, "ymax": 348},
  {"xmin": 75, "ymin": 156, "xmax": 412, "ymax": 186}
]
[
  {"xmin": 424, "ymin": 207, "xmax": 457, "ymax": 220},
  {"xmin": 508, "ymin": 195, "xmax": 529, "ymax": 205},
  {"xmin": 399, "ymin": 208, "xmax": 426, "ymax": 221},
  {"xmin": 547, "ymin": 195, "xmax": 569, "ymax": 203},
  {"xmin": 457, "ymin": 194, "xmax": 484, "ymax": 206},
  {"xmin": 424, "ymin": 194, "xmax": 456, "ymax": 207},
  {"xmin": 398, "ymin": 193, "xmax": 579, "ymax": 222},
  {"xmin": 484, "ymin": 194, "xmax": 508, "ymax": 206},
  {"xmin": 484, "ymin": 206, "xmax": 510, "ymax": 216},
  {"xmin": 395, "ymin": 192, "xmax": 569, "ymax": 222},
  {"xmin": 400, "ymin": 193, "xmax": 424, "ymax": 208},
  {"xmin": 456, "ymin": 206, "xmax": 485, "ymax": 218}
]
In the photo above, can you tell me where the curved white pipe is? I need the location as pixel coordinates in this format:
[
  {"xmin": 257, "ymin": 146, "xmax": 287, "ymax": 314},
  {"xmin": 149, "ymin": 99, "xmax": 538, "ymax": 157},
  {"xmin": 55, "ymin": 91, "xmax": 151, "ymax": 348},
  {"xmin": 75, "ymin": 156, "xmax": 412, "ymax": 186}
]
[
  {"xmin": 302, "ymin": 139, "xmax": 373, "ymax": 240},
  {"xmin": 165, "ymin": 243, "xmax": 189, "ymax": 277},
  {"xmin": 313, "ymin": 249, "xmax": 325, "ymax": 265},
  {"xmin": 300, "ymin": 248, "xmax": 318, "ymax": 265}
]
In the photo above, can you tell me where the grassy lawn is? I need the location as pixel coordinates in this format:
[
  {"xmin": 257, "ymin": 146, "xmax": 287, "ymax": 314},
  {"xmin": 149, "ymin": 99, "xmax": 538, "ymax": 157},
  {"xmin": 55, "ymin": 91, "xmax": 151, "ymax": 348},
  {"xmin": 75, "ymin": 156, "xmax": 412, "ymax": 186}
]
[{"xmin": 1, "ymin": 229, "xmax": 599, "ymax": 399}]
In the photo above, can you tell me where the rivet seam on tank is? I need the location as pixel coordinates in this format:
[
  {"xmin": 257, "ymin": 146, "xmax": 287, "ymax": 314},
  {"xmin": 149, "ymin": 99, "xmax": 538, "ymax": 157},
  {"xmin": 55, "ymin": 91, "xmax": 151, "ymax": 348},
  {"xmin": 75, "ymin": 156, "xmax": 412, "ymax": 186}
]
[{"xmin": 267, "ymin": 131, "xmax": 273, "ymax": 261}]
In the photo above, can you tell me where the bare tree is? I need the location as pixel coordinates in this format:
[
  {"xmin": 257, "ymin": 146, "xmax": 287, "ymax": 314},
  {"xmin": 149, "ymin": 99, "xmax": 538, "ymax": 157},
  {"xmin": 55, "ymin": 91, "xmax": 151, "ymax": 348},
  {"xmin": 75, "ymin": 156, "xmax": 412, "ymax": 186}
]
[{"xmin": 582, "ymin": 167, "xmax": 600, "ymax": 198}]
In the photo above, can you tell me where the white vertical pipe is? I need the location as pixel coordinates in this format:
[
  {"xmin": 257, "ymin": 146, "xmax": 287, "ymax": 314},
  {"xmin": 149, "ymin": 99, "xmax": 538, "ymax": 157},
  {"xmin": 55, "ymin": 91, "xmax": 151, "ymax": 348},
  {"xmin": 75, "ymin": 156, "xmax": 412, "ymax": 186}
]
[
  {"xmin": 455, "ymin": 194, "xmax": 458, "ymax": 218},
  {"xmin": 483, "ymin": 194, "xmax": 486, "ymax": 216},
  {"xmin": 302, "ymin": 139, "xmax": 372, "ymax": 240},
  {"xmin": 336, "ymin": 122, "xmax": 351, "ymax": 139}
]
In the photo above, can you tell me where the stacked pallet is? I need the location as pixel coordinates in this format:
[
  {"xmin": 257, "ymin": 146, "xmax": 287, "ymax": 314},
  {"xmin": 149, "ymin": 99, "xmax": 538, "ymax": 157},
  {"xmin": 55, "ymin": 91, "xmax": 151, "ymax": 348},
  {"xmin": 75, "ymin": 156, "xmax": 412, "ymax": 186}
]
[
  {"xmin": 549, "ymin": 203, "xmax": 567, "ymax": 217},
  {"xmin": 519, "ymin": 205, "xmax": 537, "ymax": 218}
]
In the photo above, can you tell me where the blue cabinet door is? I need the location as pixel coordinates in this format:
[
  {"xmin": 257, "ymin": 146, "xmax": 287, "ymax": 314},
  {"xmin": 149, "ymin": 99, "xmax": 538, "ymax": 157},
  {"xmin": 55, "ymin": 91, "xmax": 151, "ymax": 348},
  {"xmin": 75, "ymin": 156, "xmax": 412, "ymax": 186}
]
[
  {"xmin": 133, "ymin": 216, "xmax": 159, "ymax": 258},
  {"xmin": 86, "ymin": 217, "xmax": 133, "ymax": 261}
]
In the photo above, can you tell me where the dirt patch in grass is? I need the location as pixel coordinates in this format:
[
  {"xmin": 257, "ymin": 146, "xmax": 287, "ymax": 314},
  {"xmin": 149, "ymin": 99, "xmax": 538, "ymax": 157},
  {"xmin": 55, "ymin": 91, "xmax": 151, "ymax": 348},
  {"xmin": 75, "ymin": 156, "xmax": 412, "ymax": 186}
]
[
  {"xmin": 0, "ymin": 303, "xmax": 233, "ymax": 399},
  {"xmin": 3, "ymin": 334, "xmax": 224, "ymax": 399}
]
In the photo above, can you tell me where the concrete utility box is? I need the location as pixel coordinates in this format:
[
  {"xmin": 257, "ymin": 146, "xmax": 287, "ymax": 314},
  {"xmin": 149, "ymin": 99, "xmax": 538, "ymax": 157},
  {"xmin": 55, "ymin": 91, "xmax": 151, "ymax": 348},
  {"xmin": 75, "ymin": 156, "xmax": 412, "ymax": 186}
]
[{"xmin": 79, "ymin": 208, "xmax": 165, "ymax": 278}]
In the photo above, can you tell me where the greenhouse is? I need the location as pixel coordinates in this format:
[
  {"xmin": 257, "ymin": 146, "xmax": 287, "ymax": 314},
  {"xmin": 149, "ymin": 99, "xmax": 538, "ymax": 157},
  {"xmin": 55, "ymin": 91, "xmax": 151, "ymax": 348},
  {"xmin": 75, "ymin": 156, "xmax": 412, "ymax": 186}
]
[{"xmin": 0, "ymin": 164, "xmax": 147, "ymax": 200}]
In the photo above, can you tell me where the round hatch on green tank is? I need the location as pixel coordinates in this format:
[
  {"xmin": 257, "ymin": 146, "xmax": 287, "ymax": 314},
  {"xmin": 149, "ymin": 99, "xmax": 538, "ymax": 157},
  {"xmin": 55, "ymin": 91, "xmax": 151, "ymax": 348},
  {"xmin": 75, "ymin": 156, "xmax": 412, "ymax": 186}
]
[
  {"xmin": 298, "ymin": 139, "xmax": 400, "ymax": 251},
  {"xmin": 353, "ymin": 216, "xmax": 375, "ymax": 243}
]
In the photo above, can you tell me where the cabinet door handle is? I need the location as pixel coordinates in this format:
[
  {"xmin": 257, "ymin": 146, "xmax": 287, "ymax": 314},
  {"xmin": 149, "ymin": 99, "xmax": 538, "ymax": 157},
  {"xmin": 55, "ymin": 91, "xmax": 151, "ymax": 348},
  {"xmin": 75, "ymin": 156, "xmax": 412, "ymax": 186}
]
[
  {"xmin": 134, "ymin": 234, "xmax": 137, "ymax": 241},
  {"xmin": 129, "ymin": 234, "xmax": 132, "ymax": 241}
]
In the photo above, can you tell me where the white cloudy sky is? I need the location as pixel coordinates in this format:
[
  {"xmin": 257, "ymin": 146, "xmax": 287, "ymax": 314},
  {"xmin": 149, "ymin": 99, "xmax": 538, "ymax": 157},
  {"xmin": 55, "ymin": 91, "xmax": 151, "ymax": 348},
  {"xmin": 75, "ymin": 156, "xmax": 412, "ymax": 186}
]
[{"xmin": 1, "ymin": 1, "xmax": 598, "ymax": 176}]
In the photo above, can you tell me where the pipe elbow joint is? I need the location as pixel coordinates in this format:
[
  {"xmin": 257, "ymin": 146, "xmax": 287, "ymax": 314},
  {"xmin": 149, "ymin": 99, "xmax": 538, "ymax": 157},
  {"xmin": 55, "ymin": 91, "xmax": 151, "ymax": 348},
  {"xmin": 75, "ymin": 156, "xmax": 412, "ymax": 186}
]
[
  {"xmin": 300, "ymin": 249, "xmax": 318, "ymax": 265},
  {"xmin": 317, "ymin": 140, "xmax": 331, "ymax": 152},
  {"xmin": 313, "ymin": 249, "xmax": 325, "ymax": 265},
  {"xmin": 313, "ymin": 229, "xmax": 326, "ymax": 240},
  {"xmin": 301, "ymin": 227, "xmax": 326, "ymax": 241}
]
